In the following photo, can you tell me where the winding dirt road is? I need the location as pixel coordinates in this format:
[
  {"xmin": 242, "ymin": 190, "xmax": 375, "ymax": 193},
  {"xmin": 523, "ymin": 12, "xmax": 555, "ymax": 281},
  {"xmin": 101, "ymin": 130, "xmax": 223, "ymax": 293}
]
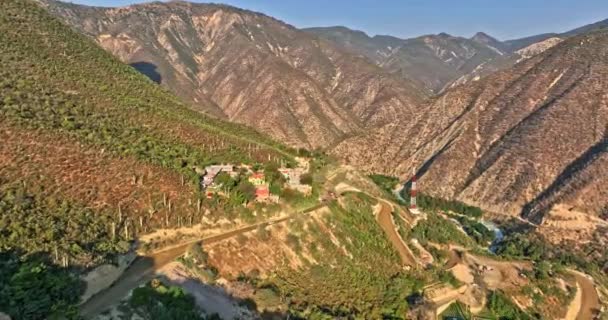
[
  {"xmin": 375, "ymin": 200, "xmax": 417, "ymax": 267},
  {"xmin": 80, "ymin": 205, "xmax": 325, "ymax": 318},
  {"xmin": 570, "ymin": 270, "xmax": 600, "ymax": 320}
]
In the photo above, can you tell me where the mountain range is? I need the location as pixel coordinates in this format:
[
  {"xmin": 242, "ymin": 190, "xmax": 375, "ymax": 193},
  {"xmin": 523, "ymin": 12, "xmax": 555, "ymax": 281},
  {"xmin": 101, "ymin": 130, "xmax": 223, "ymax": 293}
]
[
  {"xmin": 306, "ymin": 18, "xmax": 608, "ymax": 93},
  {"xmin": 1, "ymin": 0, "xmax": 608, "ymax": 318},
  {"xmin": 39, "ymin": 0, "xmax": 427, "ymax": 149},
  {"xmin": 39, "ymin": 0, "xmax": 608, "ymax": 225},
  {"xmin": 334, "ymin": 30, "xmax": 608, "ymax": 224}
]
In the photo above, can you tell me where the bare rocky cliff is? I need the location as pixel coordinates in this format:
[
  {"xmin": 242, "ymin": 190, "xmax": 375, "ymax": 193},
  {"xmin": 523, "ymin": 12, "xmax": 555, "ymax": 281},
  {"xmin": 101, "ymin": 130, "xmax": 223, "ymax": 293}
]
[{"xmin": 41, "ymin": 0, "xmax": 424, "ymax": 149}]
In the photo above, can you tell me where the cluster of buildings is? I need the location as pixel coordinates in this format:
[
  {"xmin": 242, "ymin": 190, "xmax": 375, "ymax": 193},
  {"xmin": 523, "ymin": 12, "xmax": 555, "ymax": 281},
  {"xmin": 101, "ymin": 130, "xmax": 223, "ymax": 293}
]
[{"xmin": 197, "ymin": 157, "xmax": 311, "ymax": 204}]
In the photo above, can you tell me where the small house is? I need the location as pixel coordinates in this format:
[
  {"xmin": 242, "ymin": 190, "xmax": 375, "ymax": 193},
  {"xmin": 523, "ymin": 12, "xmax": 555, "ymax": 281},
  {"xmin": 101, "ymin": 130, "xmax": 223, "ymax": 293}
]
[
  {"xmin": 202, "ymin": 164, "xmax": 236, "ymax": 188},
  {"xmin": 255, "ymin": 185, "xmax": 270, "ymax": 201},
  {"xmin": 248, "ymin": 172, "xmax": 266, "ymax": 186}
]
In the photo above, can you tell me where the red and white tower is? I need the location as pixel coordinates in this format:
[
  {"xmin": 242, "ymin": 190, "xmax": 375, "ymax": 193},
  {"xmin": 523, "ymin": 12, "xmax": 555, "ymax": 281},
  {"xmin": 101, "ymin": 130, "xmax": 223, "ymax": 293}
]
[{"xmin": 410, "ymin": 167, "xmax": 417, "ymax": 210}]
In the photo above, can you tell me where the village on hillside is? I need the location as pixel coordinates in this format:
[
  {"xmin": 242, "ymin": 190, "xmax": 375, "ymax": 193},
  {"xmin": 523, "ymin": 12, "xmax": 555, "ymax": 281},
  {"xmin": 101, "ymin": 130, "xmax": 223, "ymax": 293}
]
[{"xmin": 195, "ymin": 157, "xmax": 313, "ymax": 205}]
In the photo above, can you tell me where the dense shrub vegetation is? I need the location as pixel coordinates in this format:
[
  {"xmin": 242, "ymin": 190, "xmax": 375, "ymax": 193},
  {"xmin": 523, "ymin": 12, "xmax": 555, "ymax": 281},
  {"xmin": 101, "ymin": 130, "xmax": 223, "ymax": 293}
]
[
  {"xmin": 0, "ymin": 0, "xmax": 300, "ymax": 245},
  {"xmin": 411, "ymin": 213, "xmax": 475, "ymax": 247},
  {"xmin": 0, "ymin": 183, "xmax": 126, "ymax": 319},
  {"xmin": 369, "ymin": 174, "xmax": 400, "ymax": 195},
  {"xmin": 0, "ymin": 0, "xmax": 296, "ymax": 210},
  {"xmin": 272, "ymin": 194, "xmax": 427, "ymax": 319},
  {"xmin": 447, "ymin": 213, "xmax": 495, "ymax": 245},
  {"xmin": 0, "ymin": 1, "xmax": 300, "ymax": 318},
  {"xmin": 129, "ymin": 280, "xmax": 219, "ymax": 320},
  {"xmin": 0, "ymin": 184, "xmax": 128, "ymax": 266},
  {"xmin": 0, "ymin": 0, "xmax": 294, "ymax": 178},
  {"xmin": 416, "ymin": 193, "xmax": 483, "ymax": 218},
  {"xmin": 495, "ymin": 232, "xmax": 608, "ymax": 275},
  {"xmin": 0, "ymin": 251, "xmax": 82, "ymax": 320},
  {"xmin": 485, "ymin": 291, "xmax": 533, "ymax": 320}
]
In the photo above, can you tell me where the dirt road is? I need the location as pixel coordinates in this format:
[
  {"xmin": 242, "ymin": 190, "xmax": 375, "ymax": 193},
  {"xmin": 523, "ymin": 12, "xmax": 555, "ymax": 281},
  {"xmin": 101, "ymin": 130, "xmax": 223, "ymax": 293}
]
[
  {"xmin": 375, "ymin": 200, "xmax": 417, "ymax": 267},
  {"xmin": 445, "ymin": 249, "xmax": 461, "ymax": 270},
  {"xmin": 570, "ymin": 270, "xmax": 600, "ymax": 320},
  {"xmin": 80, "ymin": 206, "xmax": 325, "ymax": 318}
]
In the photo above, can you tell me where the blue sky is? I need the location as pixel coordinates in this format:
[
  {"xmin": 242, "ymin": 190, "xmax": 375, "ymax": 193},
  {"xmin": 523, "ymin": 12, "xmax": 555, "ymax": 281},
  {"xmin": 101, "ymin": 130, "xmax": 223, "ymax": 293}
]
[{"xmin": 65, "ymin": 0, "xmax": 608, "ymax": 40}]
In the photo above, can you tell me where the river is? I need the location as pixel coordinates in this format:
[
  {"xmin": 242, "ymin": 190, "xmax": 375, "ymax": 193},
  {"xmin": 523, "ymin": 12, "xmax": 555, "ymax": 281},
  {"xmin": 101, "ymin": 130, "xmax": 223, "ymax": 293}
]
[{"xmin": 479, "ymin": 220, "xmax": 504, "ymax": 253}]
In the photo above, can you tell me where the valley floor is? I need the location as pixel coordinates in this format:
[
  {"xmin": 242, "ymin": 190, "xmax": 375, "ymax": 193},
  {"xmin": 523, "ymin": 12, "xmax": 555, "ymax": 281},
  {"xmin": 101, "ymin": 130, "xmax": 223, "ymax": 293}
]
[{"xmin": 80, "ymin": 166, "xmax": 605, "ymax": 320}]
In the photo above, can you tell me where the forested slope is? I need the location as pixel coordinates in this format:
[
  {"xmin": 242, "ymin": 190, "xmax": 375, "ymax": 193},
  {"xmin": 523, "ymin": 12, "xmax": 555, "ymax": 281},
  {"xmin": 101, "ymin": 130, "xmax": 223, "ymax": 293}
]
[{"xmin": 0, "ymin": 0, "xmax": 294, "ymax": 317}]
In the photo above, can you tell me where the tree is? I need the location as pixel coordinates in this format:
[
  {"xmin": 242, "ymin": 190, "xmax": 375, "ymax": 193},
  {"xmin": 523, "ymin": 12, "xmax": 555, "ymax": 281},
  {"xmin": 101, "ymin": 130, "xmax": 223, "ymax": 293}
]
[
  {"xmin": 130, "ymin": 281, "xmax": 204, "ymax": 320},
  {"xmin": 252, "ymin": 163, "xmax": 263, "ymax": 172},
  {"xmin": 300, "ymin": 173, "xmax": 313, "ymax": 185},
  {"xmin": 0, "ymin": 252, "xmax": 82, "ymax": 320},
  {"xmin": 215, "ymin": 172, "xmax": 235, "ymax": 191},
  {"xmin": 269, "ymin": 182, "xmax": 282, "ymax": 195},
  {"xmin": 236, "ymin": 180, "xmax": 256, "ymax": 203},
  {"xmin": 264, "ymin": 162, "xmax": 284, "ymax": 185}
]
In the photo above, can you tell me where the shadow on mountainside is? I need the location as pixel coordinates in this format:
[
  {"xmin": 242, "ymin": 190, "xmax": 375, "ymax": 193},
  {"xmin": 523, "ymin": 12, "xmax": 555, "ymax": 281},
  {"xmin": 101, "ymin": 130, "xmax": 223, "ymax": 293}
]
[
  {"xmin": 0, "ymin": 249, "xmax": 86, "ymax": 319},
  {"xmin": 156, "ymin": 270, "xmax": 290, "ymax": 320},
  {"xmin": 461, "ymin": 73, "xmax": 585, "ymax": 194},
  {"xmin": 130, "ymin": 61, "xmax": 162, "ymax": 84},
  {"xmin": 521, "ymin": 133, "xmax": 608, "ymax": 224},
  {"xmin": 404, "ymin": 135, "xmax": 458, "ymax": 189}
]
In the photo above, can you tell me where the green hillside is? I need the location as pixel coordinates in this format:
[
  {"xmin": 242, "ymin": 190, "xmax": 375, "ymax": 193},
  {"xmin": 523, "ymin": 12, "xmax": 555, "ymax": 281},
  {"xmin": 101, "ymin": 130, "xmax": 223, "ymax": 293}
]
[{"xmin": 0, "ymin": 0, "xmax": 296, "ymax": 317}]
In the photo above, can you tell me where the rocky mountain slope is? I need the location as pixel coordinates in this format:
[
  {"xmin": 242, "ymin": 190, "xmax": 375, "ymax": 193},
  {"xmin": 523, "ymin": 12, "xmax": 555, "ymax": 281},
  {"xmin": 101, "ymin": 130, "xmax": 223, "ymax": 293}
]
[
  {"xmin": 305, "ymin": 27, "xmax": 511, "ymax": 93},
  {"xmin": 40, "ymin": 0, "xmax": 425, "ymax": 149},
  {"xmin": 334, "ymin": 30, "xmax": 608, "ymax": 224},
  {"xmin": 496, "ymin": 19, "xmax": 608, "ymax": 58},
  {"xmin": 40, "ymin": 0, "xmax": 607, "ymax": 225},
  {"xmin": 443, "ymin": 37, "xmax": 565, "ymax": 91},
  {"xmin": 307, "ymin": 19, "xmax": 608, "ymax": 94},
  {"xmin": 449, "ymin": 19, "xmax": 608, "ymax": 90}
]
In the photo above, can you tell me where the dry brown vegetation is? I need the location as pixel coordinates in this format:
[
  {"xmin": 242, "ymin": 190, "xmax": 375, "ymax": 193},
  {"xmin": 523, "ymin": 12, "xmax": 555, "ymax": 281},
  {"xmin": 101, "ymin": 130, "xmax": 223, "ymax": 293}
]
[{"xmin": 0, "ymin": 123, "xmax": 194, "ymax": 216}]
